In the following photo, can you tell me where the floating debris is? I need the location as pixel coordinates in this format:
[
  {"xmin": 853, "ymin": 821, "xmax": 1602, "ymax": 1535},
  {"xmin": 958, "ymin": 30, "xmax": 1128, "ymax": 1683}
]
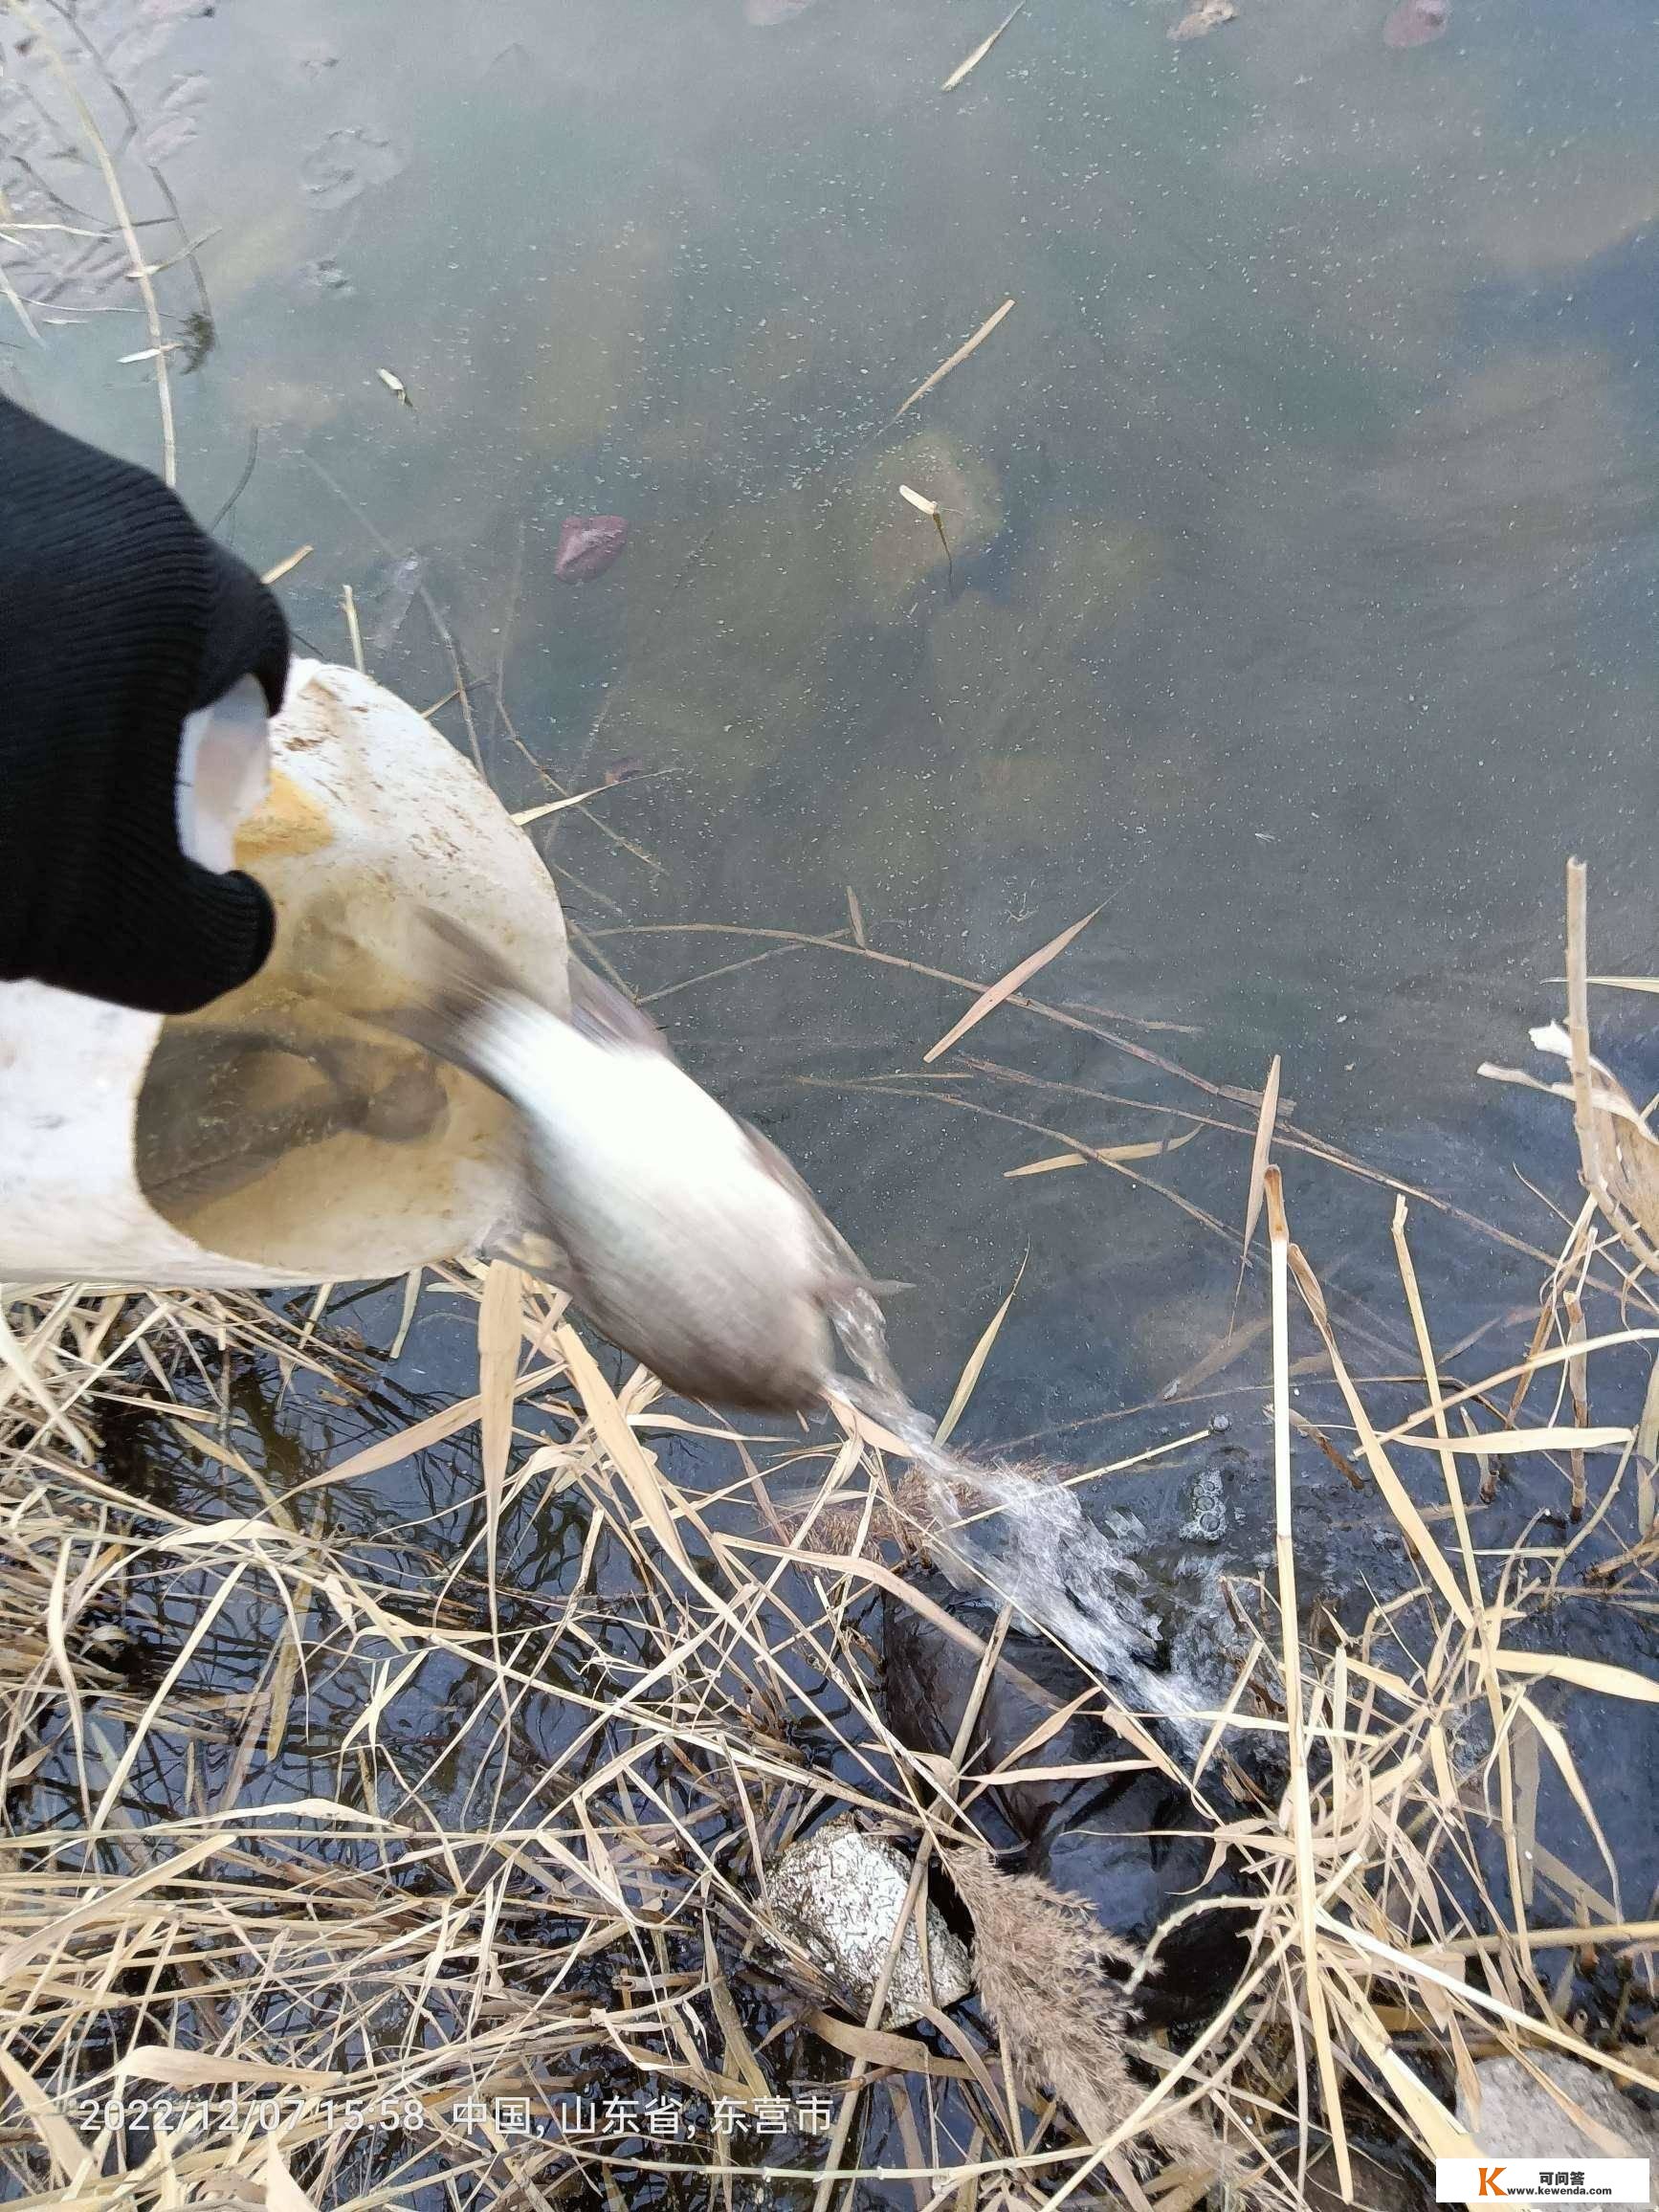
[
  {"xmin": 899, "ymin": 481, "xmax": 955, "ymax": 588},
  {"xmin": 941, "ymin": 1, "xmax": 1025, "ymax": 92},
  {"xmin": 1382, "ymin": 0, "xmax": 1447, "ymax": 43},
  {"xmin": 925, "ymin": 904, "xmax": 1102, "ymax": 1063},
  {"xmin": 855, "ymin": 431, "xmax": 1003, "ymax": 621},
  {"xmin": 554, "ymin": 514, "xmax": 629, "ymax": 583},
  {"xmin": 1170, "ymin": 0, "xmax": 1237, "ymax": 40},
  {"xmin": 260, "ymin": 545, "xmax": 313, "ymax": 586},
  {"xmin": 742, "ymin": 0, "xmax": 820, "ymax": 21},
  {"xmin": 341, "ymin": 583, "xmax": 365, "ymax": 675},
  {"xmin": 895, "ymin": 297, "xmax": 1014, "ymax": 420},
  {"xmin": 377, "ymin": 366, "xmax": 414, "ymax": 410},
  {"xmin": 1005, "ymin": 1127, "xmax": 1199, "ymax": 1177},
  {"xmin": 179, "ymin": 309, "xmax": 216, "ymax": 374}
]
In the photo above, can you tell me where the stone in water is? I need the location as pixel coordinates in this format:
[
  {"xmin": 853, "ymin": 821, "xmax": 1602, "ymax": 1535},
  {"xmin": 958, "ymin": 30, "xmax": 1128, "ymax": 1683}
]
[
  {"xmin": 554, "ymin": 516, "xmax": 628, "ymax": 583},
  {"xmin": 1382, "ymin": 0, "xmax": 1447, "ymax": 45},
  {"xmin": 1170, "ymin": 0, "xmax": 1236, "ymax": 40},
  {"xmin": 769, "ymin": 1814, "xmax": 972, "ymax": 2028}
]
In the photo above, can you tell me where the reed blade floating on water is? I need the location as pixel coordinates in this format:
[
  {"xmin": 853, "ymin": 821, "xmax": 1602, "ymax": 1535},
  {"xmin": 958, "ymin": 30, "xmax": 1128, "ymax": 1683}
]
[
  {"xmin": 899, "ymin": 481, "xmax": 955, "ymax": 588},
  {"xmin": 894, "ymin": 297, "xmax": 1015, "ymax": 419},
  {"xmin": 940, "ymin": 1, "xmax": 1026, "ymax": 93},
  {"xmin": 925, "ymin": 903, "xmax": 1103, "ymax": 1063}
]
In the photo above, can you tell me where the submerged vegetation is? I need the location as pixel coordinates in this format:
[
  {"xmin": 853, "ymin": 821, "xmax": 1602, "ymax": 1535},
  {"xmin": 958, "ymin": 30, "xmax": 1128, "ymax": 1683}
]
[{"xmin": 2, "ymin": 866, "xmax": 1656, "ymax": 2210}]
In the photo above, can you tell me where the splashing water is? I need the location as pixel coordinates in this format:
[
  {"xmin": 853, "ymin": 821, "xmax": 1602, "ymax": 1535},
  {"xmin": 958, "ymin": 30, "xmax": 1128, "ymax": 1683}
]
[{"xmin": 829, "ymin": 1286, "xmax": 1202, "ymax": 1750}]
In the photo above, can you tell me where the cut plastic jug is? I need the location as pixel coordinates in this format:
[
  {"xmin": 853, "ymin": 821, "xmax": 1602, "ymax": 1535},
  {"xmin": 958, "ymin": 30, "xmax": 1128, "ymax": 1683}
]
[{"xmin": 0, "ymin": 660, "xmax": 569, "ymax": 1289}]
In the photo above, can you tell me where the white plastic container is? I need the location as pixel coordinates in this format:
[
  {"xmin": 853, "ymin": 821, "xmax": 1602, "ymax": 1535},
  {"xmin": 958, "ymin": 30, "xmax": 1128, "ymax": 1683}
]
[{"xmin": 0, "ymin": 661, "xmax": 568, "ymax": 1289}]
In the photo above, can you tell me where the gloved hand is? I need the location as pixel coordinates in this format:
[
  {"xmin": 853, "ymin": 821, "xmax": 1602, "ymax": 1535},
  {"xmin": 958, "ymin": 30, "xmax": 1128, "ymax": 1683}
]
[{"xmin": 0, "ymin": 395, "xmax": 290, "ymax": 1016}]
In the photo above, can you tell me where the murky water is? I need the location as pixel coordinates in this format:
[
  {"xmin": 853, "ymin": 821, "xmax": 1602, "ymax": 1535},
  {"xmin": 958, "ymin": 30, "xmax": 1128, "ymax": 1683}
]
[
  {"xmin": 0, "ymin": 5, "xmax": 1643, "ymax": 1277},
  {"xmin": 16, "ymin": 0, "xmax": 1659, "ymax": 1419},
  {"xmin": 6, "ymin": 0, "xmax": 1659, "ymax": 2175}
]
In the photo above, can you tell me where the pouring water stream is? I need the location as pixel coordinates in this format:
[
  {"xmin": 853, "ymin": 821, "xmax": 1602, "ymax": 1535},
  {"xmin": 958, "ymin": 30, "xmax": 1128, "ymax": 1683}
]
[{"xmin": 828, "ymin": 1282, "xmax": 1202, "ymax": 1751}]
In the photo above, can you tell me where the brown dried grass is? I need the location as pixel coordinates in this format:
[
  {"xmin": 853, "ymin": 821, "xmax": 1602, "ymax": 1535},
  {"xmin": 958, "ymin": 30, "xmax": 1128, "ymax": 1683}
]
[{"xmin": 0, "ymin": 871, "xmax": 1653, "ymax": 2212}]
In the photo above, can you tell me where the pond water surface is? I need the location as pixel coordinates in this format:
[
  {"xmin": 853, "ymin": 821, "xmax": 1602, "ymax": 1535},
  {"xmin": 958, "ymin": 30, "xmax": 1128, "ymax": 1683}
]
[{"xmin": 12, "ymin": 0, "xmax": 1659, "ymax": 1409}]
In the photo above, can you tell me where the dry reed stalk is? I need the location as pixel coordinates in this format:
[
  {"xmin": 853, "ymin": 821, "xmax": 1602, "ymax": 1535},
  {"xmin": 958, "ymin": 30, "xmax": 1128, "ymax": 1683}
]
[
  {"xmin": 940, "ymin": 3, "xmax": 1027, "ymax": 92},
  {"xmin": 3, "ymin": 0, "xmax": 175, "ymax": 480},
  {"xmin": 895, "ymin": 299, "xmax": 1016, "ymax": 420},
  {"xmin": 1265, "ymin": 1165, "xmax": 1350, "ymax": 2201},
  {"xmin": 1, "ymin": 875, "xmax": 1656, "ymax": 2211}
]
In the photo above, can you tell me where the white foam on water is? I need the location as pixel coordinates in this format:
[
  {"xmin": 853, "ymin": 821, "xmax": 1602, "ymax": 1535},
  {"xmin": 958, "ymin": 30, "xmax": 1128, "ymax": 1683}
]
[{"xmin": 830, "ymin": 1286, "xmax": 1202, "ymax": 1749}]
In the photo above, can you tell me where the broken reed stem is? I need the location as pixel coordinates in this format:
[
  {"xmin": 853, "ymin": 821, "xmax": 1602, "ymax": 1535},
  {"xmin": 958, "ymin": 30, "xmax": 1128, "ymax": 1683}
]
[
  {"xmin": 1565, "ymin": 1289, "xmax": 1589, "ymax": 1522},
  {"xmin": 1566, "ymin": 857, "xmax": 1603, "ymax": 1199},
  {"xmin": 5, "ymin": 0, "xmax": 176, "ymax": 483},
  {"xmin": 1390, "ymin": 1198, "xmax": 1555, "ymax": 2016},
  {"xmin": 341, "ymin": 583, "xmax": 365, "ymax": 675},
  {"xmin": 1265, "ymin": 1166, "xmax": 1351, "ymax": 2201}
]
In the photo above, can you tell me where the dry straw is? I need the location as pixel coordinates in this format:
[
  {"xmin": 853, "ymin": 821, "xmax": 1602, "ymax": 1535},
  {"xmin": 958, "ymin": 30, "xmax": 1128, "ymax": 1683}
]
[{"xmin": 1, "ymin": 866, "xmax": 1655, "ymax": 2209}]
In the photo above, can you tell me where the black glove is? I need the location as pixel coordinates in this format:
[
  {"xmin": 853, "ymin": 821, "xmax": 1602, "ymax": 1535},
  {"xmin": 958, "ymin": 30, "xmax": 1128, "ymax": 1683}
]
[{"xmin": 0, "ymin": 395, "xmax": 290, "ymax": 1015}]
